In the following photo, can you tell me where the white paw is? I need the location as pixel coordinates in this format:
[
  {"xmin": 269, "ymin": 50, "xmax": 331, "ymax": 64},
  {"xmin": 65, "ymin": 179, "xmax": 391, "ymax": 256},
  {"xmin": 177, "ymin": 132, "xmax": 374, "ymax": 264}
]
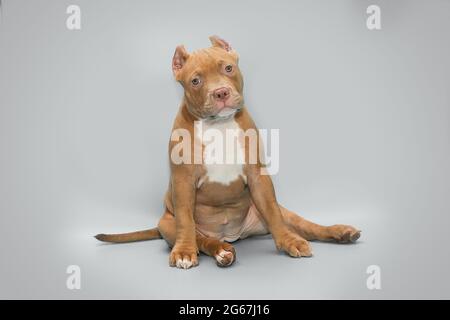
[
  {"xmin": 215, "ymin": 249, "xmax": 235, "ymax": 267},
  {"xmin": 176, "ymin": 257, "xmax": 194, "ymax": 269}
]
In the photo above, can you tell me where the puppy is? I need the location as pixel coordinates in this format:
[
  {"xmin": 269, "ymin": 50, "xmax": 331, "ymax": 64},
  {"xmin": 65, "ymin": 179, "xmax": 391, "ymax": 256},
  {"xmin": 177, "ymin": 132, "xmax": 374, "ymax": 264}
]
[{"xmin": 96, "ymin": 36, "xmax": 361, "ymax": 269}]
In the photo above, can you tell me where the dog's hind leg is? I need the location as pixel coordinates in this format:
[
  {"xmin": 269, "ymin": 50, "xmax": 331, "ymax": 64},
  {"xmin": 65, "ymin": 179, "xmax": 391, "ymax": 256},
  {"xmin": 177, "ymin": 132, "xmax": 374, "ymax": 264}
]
[
  {"xmin": 280, "ymin": 205, "xmax": 361, "ymax": 243},
  {"xmin": 158, "ymin": 210, "xmax": 236, "ymax": 267},
  {"xmin": 196, "ymin": 233, "xmax": 236, "ymax": 267}
]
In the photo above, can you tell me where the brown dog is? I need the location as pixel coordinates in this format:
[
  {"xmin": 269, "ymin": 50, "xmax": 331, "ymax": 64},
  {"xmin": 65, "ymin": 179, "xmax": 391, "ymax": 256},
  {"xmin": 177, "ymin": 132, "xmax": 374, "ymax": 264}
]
[{"xmin": 95, "ymin": 36, "xmax": 361, "ymax": 269}]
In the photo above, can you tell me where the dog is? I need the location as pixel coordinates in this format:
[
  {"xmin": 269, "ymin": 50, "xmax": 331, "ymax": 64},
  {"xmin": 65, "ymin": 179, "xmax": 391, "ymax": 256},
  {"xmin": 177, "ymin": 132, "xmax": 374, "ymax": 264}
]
[{"xmin": 95, "ymin": 36, "xmax": 361, "ymax": 269}]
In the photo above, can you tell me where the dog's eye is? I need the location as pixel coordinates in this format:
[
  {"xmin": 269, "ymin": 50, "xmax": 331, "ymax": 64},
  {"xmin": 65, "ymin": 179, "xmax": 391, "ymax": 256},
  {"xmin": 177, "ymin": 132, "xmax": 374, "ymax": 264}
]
[
  {"xmin": 191, "ymin": 77, "xmax": 201, "ymax": 86},
  {"xmin": 225, "ymin": 65, "xmax": 233, "ymax": 73}
]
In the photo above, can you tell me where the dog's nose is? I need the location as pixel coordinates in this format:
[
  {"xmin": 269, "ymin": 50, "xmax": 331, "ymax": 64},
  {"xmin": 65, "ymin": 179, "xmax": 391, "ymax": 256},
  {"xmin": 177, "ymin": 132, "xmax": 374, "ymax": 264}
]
[{"xmin": 213, "ymin": 87, "xmax": 230, "ymax": 101}]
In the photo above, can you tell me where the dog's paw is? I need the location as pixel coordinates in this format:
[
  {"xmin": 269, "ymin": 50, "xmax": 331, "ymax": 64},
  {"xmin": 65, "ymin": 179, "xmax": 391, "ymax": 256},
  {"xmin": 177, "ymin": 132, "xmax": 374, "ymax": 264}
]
[
  {"xmin": 169, "ymin": 245, "xmax": 199, "ymax": 269},
  {"xmin": 213, "ymin": 243, "xmax": 236, "ymax": 267},
  {"xmin": 330, "ymin": 225, "xmax": 361, "ymax": 243},
  {"xmin": 275, "ymin": 231, "xmax": 312, "ymax": 258}
]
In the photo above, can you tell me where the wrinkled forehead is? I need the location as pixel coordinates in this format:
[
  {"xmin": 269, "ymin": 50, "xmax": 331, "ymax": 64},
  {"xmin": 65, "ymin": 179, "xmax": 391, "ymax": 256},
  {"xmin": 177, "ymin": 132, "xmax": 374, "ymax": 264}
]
[{"xmin": 181, "ymin": 48, "xmax": 237, "ymax": 78}]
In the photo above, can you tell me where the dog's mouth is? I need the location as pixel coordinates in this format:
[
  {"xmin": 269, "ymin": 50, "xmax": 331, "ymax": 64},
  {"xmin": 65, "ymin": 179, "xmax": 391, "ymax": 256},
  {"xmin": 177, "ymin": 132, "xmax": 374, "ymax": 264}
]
[{"xmin": 206, "ymin": 106, "xmax": 242, "ymax": 121}]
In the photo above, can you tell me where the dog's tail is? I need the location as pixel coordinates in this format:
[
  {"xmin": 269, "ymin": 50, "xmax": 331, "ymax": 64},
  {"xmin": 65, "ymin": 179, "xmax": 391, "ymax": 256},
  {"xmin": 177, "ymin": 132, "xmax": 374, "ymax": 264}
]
[{"xmin": 95, "ymin": 227, "xmax": 162, "ymax": 243}]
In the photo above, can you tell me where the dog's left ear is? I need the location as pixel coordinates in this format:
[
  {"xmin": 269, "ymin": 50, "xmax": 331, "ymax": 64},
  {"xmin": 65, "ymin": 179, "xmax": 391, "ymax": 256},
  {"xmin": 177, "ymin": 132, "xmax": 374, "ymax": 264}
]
[{"xmin": 209, "ymin": 35, "xmax": 232, "ymax": 52}]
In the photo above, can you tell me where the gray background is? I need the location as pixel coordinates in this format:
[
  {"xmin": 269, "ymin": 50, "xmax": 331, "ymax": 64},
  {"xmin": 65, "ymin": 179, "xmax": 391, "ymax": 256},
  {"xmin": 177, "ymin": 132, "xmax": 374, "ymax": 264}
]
[{"xmin": 1, "ymin": 0, "xmax": 449, "ymax": 299}]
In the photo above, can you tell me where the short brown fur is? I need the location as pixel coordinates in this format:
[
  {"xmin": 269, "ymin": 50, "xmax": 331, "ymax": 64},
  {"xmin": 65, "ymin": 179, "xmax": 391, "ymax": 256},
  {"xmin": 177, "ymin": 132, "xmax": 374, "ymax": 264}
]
[{"xmin": 96, "ymin": 36, "xmax": 360, "ymax": 269}]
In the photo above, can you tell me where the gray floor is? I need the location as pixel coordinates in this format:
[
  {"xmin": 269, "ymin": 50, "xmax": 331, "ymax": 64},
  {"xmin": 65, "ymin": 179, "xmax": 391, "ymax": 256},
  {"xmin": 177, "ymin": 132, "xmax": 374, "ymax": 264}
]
[
  {"xmin": 1, "ymin": 0, "xmax": 450, "ymax": 299},
  {"xmin": 68, "ymin": 209, "xmax": 377, "ymax": 299}
]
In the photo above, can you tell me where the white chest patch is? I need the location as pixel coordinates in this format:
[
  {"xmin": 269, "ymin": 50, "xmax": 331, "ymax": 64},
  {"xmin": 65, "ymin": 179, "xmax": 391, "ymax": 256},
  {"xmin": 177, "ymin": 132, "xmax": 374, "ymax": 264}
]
[{"xmin": 195, "ymin": 116, "xmax": 246, "ymax": 186}]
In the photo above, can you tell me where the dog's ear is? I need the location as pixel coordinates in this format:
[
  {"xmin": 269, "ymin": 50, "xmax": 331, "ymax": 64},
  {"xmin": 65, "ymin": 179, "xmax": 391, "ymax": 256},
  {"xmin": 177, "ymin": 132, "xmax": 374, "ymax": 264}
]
[
  {"xmin": 209, "ymin": 35, "xmax": 232, "ymax": 52},
  {"xmin": 172, "ymin": 45, "xmax": 189, "ymax": 78}
]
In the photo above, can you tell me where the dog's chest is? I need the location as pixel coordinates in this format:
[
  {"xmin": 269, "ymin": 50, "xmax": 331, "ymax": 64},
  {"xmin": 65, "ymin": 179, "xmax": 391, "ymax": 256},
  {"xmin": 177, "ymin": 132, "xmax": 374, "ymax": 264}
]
[{"xmin": 195, "ymin": 117, "xmax": 246, "ymax": 187}]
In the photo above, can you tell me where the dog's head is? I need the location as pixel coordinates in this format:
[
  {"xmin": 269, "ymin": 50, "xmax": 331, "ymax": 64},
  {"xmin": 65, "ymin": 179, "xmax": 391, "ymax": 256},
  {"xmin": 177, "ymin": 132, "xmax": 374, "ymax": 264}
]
[{"xmin": 172, "ymin": 36, "xmax": 244, "ymax": 120}]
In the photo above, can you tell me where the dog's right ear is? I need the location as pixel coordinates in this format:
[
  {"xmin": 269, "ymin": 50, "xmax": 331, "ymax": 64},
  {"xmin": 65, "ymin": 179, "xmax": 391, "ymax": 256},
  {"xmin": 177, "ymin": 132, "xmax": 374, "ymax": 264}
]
[{"xmin": 172, "ymin": 45, "xmax": 189, "ymax": 79}]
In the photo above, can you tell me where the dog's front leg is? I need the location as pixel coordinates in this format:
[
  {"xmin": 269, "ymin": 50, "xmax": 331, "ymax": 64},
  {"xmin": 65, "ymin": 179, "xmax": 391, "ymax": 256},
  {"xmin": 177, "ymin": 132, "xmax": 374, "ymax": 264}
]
[
  {"xmin": 247, "ymin": 168, "xmax": 312, "ymax": 257},
  {"xmin": 169, "ymin": 166, "xmax": 199, "ymax": 269}
]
